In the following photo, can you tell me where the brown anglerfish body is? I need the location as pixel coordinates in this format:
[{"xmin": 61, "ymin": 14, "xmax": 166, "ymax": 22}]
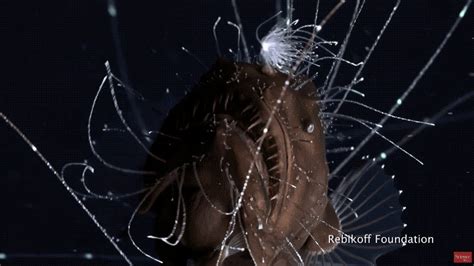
[{"xmin": 140, "ymin": 59, "xmax": 341, "ymax": 265}]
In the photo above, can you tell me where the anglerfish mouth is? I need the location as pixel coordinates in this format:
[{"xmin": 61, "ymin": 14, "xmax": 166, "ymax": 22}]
[
  {"xmin": 225, "ymin": 94, "xmax": 286, "ymax": 205},
  {"xmin": 148, "ymin": 60, "xmax": 291, "ymax": 203}
]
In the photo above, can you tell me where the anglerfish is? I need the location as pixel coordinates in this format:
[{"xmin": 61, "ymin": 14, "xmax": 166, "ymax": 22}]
[{"xmin": 139, "ymin": 59, "xmax": 345, "ymax": 265}]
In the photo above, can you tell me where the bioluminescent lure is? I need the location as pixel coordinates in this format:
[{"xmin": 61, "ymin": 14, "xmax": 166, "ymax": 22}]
[{"xmin": 0, "ymin": 0, "xmax": 471, "ymax": 265}]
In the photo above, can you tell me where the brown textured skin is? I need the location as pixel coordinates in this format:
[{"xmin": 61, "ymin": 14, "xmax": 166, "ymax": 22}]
[{"xmin": 140, "ymin": 59, "xmax": 340, "ymax": 265}]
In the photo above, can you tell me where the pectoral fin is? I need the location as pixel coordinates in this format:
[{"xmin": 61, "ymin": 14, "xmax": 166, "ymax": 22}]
[{"xmin": 303, "ymin": 202, "xmax": 341, "ymax": 254}]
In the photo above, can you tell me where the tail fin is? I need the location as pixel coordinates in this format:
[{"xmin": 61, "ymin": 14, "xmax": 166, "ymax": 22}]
[{"xmin": 309, "ymin": 161, "xmax": 404, "ymax": 265}]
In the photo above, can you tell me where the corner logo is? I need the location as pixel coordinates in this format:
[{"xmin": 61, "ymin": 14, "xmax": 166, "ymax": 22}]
[{"xmin": 454, "ymin": 251, "xmax": 472, "ymax": 263}]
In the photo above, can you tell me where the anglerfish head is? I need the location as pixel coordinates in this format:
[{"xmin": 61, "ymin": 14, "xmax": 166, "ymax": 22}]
[{"xmin": 141, "ymin": 59, "xmax": 341, "ymax": 265}]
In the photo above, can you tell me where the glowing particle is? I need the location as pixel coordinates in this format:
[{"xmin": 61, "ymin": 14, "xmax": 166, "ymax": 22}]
[
  {"xmin": 84, "ymin": 253, "xmax": 94, "ymax": 259},
  {"xmin": 108, "ymin": 3, "xmax": 117, "ymax": 17},
  {"xmin": 263, "ymin": 128, "xmax": 268, "ymax": 133},
  {"xmin": 380, "ymin": 152, "xmax": 387, "ymax": 159},
  {"xmin": 31, "ymin": 145, "xmax": 37, "ymax": 152},
  {"xmin": 0, "ymin": 253, "xmax": 6, "ymax": 259},
  {"xmin": 459, "ymin": 5, "xmax": 468, "ymax": 17},
  {"xmin": 396, "ymin": 98, "xmax": 402, "ymax": 105}
]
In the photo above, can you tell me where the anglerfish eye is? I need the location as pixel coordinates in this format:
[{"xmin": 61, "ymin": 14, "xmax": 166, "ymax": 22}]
[{"xmin": 306, "ymin": 122, "xmax": 315, "ymax": 133}]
